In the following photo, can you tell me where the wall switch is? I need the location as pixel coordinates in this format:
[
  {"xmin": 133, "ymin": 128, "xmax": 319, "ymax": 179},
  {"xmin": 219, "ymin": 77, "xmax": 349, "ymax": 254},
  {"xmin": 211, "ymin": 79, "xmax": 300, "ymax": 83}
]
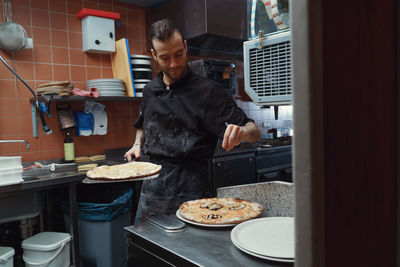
[{"xmin": 25, "ymin": 38, "xmax": 33, "ymax": 49}]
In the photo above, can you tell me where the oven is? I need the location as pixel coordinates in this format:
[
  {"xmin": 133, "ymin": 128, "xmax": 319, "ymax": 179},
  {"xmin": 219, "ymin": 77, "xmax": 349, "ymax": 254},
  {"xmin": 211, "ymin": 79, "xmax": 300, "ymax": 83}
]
[
  {"xmin": 255, "ymin": 146, "xmax": 292, "ymax": 183},
  {"xmin": 210, "ymin": 139, "xmax": 292, "ymax": 195},
  {"xmin": 211, "ymin": 151, "xmax": 256, "ymax": 195}
]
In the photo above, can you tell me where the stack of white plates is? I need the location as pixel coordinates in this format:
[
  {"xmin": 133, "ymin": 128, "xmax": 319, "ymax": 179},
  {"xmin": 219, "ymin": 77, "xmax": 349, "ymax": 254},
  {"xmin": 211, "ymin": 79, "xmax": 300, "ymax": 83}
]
[
  {"xmin": 230, "ymin": 217, "xmax": 295, "ymax": 263},
  {"xmin": 87, "ymin": 79, "xmax": 126, "ymax": 97}
]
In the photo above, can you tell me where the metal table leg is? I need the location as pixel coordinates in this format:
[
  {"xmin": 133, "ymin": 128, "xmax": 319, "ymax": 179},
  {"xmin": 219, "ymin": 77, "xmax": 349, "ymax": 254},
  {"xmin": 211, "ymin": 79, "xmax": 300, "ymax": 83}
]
[{"xmin": 69, "ymin": 183, "xmax": 80, "ymax": 267}]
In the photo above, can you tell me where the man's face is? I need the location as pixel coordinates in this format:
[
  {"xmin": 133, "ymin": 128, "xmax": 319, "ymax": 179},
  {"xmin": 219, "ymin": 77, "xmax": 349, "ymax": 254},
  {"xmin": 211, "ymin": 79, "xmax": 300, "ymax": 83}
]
[{"xmin": 151, "ymin": 31, "xmax": 188, "ymax": 84}]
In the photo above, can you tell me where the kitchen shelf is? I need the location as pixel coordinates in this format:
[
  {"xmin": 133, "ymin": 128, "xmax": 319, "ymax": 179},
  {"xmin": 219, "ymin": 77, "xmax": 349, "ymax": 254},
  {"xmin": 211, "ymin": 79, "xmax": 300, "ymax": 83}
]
[{"xmin": 30, "ymin": 95, "xmax": 142, "ymax": 137}]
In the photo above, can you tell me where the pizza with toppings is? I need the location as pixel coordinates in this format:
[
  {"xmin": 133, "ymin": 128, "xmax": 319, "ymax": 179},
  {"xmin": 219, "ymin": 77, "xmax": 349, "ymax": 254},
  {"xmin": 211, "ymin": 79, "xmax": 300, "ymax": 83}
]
[
  {"xmin": 86, "ymin": 161, "xmax": 162, "ymax": 181},
  {"xmin": 178, "ymin": 198, "xmax": 263, "ymax": 225}
]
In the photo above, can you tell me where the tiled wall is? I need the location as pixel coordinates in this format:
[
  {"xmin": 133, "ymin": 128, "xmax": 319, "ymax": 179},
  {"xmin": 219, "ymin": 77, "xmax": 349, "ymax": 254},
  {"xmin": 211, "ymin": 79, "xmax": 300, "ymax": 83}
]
[
  {"xmin": 0, "ymin": 0, "xmax": 147, "ymax": 161},
  {"xmin": 235, "ymin": 100, "xmax": 293, "ymax": 138}
]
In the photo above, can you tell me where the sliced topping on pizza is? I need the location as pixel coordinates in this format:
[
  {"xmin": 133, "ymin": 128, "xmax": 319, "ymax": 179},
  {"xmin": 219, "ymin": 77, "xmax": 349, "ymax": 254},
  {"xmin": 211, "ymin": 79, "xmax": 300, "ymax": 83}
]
[
  {"xmin": 229, "ymin": 203, "xmax": 247, "ymax": 210},
  {"xmin": 202, "ymin": 214, "xmax": 222, "ymax": 220},
  {"xmin": 200, "ymin": 202, "xmax": 223, "ymax": 211}
]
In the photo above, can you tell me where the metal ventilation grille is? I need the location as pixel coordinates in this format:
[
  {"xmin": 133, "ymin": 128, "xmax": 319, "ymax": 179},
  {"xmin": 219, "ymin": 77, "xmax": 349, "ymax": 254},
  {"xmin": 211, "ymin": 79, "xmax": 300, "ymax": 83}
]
[{"xmin": 249, "ymin": 40, "xmax": 291, "ymax": 97}]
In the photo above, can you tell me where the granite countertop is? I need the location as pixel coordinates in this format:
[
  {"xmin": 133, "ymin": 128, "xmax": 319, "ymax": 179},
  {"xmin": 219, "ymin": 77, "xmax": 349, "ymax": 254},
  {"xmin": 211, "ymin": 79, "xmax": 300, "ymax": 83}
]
[{"xmin": 217, "ymin": 181, "xmax": 294, "ymax": 217}]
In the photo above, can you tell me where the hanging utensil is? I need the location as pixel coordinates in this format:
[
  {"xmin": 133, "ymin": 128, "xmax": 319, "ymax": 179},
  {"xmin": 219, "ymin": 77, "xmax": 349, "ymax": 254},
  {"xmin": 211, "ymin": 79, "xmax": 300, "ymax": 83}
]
[
  {"xmin": 0, "ymin": 0, "xmax": 27, "ymax": 52},
  {"xmin": 0, "ymin": 22, "xmax": 27, "ymax": 52}
]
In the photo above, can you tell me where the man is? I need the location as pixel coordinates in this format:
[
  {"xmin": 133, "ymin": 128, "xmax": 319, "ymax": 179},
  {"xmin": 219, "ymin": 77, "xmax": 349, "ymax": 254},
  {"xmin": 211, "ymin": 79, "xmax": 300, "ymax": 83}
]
[{"xmin": 125, "ymin": 19, "xmax": 261, "ymax": 222}]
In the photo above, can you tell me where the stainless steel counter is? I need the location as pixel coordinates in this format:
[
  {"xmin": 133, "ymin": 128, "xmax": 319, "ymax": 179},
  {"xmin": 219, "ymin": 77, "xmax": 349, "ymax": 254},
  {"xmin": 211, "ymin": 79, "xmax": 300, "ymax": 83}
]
[
  {"xmin": 125, "ymin": 217, "xmax": 293, "ymax": 267},
  {"xmin": 0, "ymin": 159, "xmax": 121, "ymax": 267},
  {"xmin": 0, "ymin": 164, "xmax": 88, "ymax": 267}
]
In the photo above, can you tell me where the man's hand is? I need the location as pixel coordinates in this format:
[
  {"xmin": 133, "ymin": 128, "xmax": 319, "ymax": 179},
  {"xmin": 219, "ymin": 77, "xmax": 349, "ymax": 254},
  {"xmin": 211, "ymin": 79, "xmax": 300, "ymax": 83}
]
[
  {"xmin": 222, "ymin": 122, "xmax": 261, "ymax": 152},
  {"xmin": 222, "ymin": 124, "xmax": 246, "ymax": 152},
  {"xmin": 124, "ymin": 144, "xmax": 141, "ymax": 161}
]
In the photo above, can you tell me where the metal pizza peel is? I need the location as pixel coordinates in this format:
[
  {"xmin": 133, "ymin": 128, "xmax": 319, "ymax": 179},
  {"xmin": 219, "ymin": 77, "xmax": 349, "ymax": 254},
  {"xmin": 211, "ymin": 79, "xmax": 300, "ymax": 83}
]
[{"xmin": 82, "ymin": 173, "xmax": 160, "ymax": 184}]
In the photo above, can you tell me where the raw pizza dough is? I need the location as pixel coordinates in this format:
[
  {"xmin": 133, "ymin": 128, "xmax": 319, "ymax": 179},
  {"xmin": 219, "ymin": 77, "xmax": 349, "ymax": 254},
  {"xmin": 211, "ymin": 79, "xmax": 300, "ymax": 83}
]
[{"xmin": 87, "ymin": 161, "xmax": 162, "ymax": 181}]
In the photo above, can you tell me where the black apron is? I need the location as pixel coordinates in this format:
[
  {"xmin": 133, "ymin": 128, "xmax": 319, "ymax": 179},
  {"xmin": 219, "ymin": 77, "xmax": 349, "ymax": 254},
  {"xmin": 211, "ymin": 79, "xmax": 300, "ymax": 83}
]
[
  {"xmin": 133, "ymin": 70, "xmax": 252, "ymax": 223},
  {"xmin": 134, "ymin": 159, "xmax": 211, "ymax": 224}
]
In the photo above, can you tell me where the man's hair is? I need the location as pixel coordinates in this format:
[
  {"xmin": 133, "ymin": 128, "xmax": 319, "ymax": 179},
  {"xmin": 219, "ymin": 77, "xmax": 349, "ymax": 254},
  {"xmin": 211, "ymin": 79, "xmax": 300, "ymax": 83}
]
[{"xmin": 149, "ymin": 19, "xmax": 185, "ymax": 53}]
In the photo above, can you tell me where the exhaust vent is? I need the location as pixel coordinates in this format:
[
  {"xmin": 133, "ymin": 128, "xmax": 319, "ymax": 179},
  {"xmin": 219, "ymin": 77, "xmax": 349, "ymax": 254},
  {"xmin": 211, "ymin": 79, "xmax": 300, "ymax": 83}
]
[
  {"xmin": 244, "ymin": 31, "xmax": 292, "ymax": 105},
  {"xmin": 147, "ymin": 0, "xmax": 247, "ymax": 60},
  {"xmin": 186, "ymin": 34, "xmax": 243, "ymax": 59}
]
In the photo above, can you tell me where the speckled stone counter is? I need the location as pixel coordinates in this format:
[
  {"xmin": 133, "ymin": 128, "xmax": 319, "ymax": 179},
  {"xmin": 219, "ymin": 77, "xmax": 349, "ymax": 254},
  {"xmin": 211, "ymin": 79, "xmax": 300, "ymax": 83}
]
[{"xmin": 217, "ymin": 181, "xmax": 294, "ymax": 217}]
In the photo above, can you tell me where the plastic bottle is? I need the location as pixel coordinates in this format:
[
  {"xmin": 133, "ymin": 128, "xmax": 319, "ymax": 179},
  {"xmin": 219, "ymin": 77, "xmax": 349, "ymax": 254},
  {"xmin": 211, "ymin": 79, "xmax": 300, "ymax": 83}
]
[{"xmin": 64, "ymin": 131, "xmax": 75, "ymax": 162}]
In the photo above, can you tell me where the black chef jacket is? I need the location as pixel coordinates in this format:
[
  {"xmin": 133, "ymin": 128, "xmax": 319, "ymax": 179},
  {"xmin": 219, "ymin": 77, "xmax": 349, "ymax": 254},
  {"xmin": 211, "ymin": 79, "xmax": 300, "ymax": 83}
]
[
  {"xmin": 133, "ymin": 68, "xmax": 253, "ymax": 223},
  {"xmin": 134, "ymin": 68, "xmax": 252, "ymax": 161}
]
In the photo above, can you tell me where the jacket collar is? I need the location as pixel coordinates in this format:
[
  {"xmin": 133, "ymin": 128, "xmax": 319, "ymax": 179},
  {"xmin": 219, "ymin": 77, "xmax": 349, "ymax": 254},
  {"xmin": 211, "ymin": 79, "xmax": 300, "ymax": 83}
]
[{"xmin": 156, "ymin": 66, "xmax": 194, "ymax": 91}]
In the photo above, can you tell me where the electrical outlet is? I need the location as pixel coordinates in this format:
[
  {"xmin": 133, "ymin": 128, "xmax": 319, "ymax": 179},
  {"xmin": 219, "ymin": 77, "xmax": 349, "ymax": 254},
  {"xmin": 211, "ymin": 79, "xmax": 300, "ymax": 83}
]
[
  {"xmin": 25, "ymin": 38, "xmax": 33, "ymax": 49},
  {"xmin": 262, "ymin": 122, "xmax": 271, "ymax": 128}
]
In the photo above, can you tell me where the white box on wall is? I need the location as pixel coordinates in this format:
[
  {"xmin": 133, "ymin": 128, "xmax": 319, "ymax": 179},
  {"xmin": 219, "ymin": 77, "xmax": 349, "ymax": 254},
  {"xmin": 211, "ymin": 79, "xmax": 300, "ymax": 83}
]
[
  {"xmin": 77, "ymin": 9, "xmax": 120, "ymax": 54},
  {"xmin": 82, "ymin": 16, "xmax": 115, "ymax": 54}
]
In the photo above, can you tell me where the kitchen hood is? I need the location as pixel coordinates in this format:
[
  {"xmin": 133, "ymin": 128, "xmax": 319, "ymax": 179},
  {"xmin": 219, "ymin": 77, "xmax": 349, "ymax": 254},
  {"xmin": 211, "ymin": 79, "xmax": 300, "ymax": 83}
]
[{"xmin": 146, "ymin": 0, "xmax": 247, "ymax": 60}]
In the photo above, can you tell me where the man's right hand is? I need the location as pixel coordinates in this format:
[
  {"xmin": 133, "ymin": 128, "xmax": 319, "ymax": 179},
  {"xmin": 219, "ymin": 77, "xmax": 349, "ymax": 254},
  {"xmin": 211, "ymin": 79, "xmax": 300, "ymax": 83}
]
[{"xmin": 124, "ymin": 144, "xmax": 141, "ymax": 161}]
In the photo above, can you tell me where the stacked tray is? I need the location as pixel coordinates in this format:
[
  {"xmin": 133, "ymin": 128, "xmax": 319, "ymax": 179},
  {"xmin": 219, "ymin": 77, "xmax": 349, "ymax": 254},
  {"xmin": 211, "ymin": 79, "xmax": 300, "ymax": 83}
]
[
  {"xmin": 36, "ymin": 81, "xmax": 73, "ymax": 96},
  {"xmin": 131, "ymin": 54, "xmax": 152, "ymax": 97},
  {"xmin": 87, "ymin": 79, "xmax": 126, "ymax": 97}
]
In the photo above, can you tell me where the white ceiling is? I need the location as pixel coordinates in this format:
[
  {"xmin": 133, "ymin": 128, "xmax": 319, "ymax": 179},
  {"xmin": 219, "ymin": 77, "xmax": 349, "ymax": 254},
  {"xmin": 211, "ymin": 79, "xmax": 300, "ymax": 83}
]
[{"xmin": 117, "ymin": 0, "xmax": 168, "ymax": 7}]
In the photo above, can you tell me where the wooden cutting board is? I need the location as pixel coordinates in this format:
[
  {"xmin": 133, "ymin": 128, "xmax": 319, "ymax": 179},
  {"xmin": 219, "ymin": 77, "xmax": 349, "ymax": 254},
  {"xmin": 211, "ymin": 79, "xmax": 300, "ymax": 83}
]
[{"xmin": 110, "ymin": 38, "xmax": 135, "ymax": 97}]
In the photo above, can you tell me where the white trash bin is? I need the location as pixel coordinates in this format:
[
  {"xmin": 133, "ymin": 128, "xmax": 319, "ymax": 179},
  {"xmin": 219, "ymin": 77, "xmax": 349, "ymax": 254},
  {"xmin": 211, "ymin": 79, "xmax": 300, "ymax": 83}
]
[
  {"xmin": 22, "ymin": 232, "xmax": 71, "ymax": 267},
  {"xmin": 0, "ymin": 246, "xmax": 15, "ymax": 267}
]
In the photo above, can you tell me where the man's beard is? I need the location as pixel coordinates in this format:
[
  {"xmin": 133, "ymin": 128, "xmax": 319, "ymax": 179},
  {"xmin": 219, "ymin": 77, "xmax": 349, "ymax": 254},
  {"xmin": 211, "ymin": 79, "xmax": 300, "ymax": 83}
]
[{"xmin": 163, "ymin": 65, "xmax": 187, "ymax": 83}]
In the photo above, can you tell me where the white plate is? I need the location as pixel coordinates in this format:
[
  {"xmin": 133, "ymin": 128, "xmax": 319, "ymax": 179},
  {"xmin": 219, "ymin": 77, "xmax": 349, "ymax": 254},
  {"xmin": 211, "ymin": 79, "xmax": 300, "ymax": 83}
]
[
  {"xmin": 175, "ymin": 210, "xmax": 237, "ymax": 228},
  {"xmin": 233, "ymin": 242, "xmax": 294, "ymax": 263},
  {"xmin": 89, "ymin": 84, "xmax": 125, "ymax": 88},
  {"xmin": 97, "ymin": 88, "xmax": 125, "ymax": 92},
  {"xmin": 88, "ymin": 84, "xmax": 124, "ymax": 88},
  {"xmin": 88, "ymin": 82, "xmax": 124, "ymax": 87},
  {"xmin": 92, "ymin": 89, "xmax": 125, "ymax": 93},
  {"xmin": 99, "ymin": 92, "xmax": 126, "ymax": 96},
  {"xmin": 98, "ymin": 91, "xmax": 126, "ymax": 95},
  {"xmin": 88, "ymin": 81, "xmax": 124, "ymax": 85},
  {"xmin": 97, "ymin": 87, "xmax": 125, "ymax": 92},
  {"xmin": 87, "ymin": 79, "xmax": 123, "ymax": 83},
  {"xmin": 231, "ymin": 217, "xmax": 294, "ymax": 259}
]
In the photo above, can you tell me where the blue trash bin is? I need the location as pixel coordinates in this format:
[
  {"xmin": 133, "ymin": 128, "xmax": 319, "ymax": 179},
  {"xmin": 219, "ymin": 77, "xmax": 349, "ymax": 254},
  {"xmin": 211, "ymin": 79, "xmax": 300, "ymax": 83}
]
[{"xmin": 63, "ymin": 185, "xmax": 133, "ymax": 267}]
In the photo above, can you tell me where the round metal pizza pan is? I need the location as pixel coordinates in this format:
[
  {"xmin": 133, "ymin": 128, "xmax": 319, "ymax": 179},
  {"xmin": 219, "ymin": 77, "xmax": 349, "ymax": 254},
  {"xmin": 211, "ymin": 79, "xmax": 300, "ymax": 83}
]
[{"xmin": 82, "ymin": 173, "xmax": 159, "ymax": 184}]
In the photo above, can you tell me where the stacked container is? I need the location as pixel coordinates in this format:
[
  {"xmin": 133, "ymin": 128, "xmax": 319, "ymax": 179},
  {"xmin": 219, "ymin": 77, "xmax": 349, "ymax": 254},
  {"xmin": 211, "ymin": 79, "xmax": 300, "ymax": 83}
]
[
  {"xmin": 131, "ymin": 54, "xmax": 152, "ymax": 97},
  {"xmin": 21, "ymin": 232, "xmax": 71, "ymax": 267},
  {"xmin": 0, "ymin": 156, "xmax": 23, "ymax": 186},
  {"xmin": 0, "ymin": 247, "xmax": 14, "ymax": 267}
]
